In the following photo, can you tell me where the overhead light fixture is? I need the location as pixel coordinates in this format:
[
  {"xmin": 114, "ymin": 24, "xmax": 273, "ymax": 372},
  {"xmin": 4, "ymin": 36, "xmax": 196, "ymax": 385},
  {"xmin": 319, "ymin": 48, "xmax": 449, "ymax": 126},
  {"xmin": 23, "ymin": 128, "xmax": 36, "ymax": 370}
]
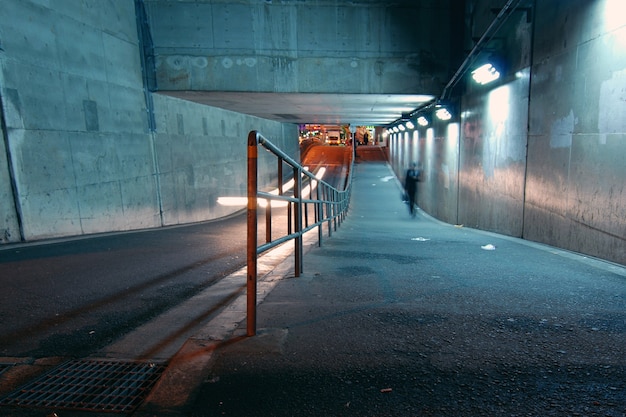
[
  {"xmin": 398, "ymin": 124, "xmax": 406, "ymax": 131},
  {"xmin": 435, "ymin": 107, "xmax": 452, "ymax": 121},
  {"xmin": 405, "ymin": 120, "xmax": 415, "ymax": 129},
  {"xmin": 417, "ymin": 116, "xmax": 429, "ymax": 126},
  {"xmin": 472, "ymin": 63, "xmax": 500, "ymax": 85}
]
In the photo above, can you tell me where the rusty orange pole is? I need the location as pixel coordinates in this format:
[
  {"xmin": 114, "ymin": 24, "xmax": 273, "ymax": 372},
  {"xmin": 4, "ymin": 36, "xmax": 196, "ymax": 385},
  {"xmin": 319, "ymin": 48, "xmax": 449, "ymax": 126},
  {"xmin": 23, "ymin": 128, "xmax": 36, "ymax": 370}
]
[{"xmin": 247, "ymin": 131, "xmax": 258, "ymax": 336}]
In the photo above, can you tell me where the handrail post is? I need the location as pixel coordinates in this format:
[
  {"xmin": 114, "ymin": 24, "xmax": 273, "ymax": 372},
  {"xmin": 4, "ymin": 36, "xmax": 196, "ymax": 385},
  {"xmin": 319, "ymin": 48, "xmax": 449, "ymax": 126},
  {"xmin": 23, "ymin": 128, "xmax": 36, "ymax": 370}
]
[
  {"xmin": 246, "ymin": 130, "xmax": 353, "ymax": 335},
  {"xmin": 332, "ymin": 191, "xmax": 336, "ymax": 230},
  {"xmin": 316, "ymin": 182, "xmax": 322, "ymax": 246},
  {"xmin": 286, "ymin": 159, "xmax": 292, "ymax": 236},
  {"xmin": 247, "ymin": 131, "xmax": 259, "ymax": 337},
  {"xmin": 293, "ymin": 166, "xmax": 302, "ymax": 277},
  {"xmin": 326, "ymin": 187, "xmax": 332, "ymax": 237}
]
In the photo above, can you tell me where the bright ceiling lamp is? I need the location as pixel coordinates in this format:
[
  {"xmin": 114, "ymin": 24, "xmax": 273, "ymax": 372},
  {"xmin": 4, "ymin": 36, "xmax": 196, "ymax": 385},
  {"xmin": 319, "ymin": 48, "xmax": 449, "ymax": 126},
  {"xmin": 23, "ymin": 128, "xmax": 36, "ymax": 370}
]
[
  {"xmin": 472, "ymin": 63, "xmax": 500, "ymax": 85},
  {"xmin": 398, "ymin": 124, "xmax": 406, "ymax": 131},
  {"xmin": 417, "ymin": 116, "xmax": 429, "ymax": 126},
  {"xmin": 405, "ymin": 120, "xmax": 415, "ymax": 129},
  {"xmin": 435, "ymin": 107, "xmax": 452, "ymax": 121}
]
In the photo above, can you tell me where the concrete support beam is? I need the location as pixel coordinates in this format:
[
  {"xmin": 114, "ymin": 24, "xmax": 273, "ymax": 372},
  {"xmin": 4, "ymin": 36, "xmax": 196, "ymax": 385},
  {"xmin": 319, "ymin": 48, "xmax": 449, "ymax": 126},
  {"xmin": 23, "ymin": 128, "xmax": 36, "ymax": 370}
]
[{"xmin": 145, "ymin": 0, "xmax": 453, "ymax": 95}]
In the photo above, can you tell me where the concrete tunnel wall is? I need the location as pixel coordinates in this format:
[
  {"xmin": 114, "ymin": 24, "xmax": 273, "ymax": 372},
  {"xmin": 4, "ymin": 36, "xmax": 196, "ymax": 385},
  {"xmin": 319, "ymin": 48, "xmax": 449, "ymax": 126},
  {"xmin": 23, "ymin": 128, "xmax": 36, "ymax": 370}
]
[
  {"xmin": 389, "ymin": 0, "xmax": 626, "ymax": 266},
  {"xmin": 0, "ymin": 0, "xmax": 297, "ymax": 243},
  {"xmin": 0, "ymin": 0, "xmax": 624, "ymax": 267}
]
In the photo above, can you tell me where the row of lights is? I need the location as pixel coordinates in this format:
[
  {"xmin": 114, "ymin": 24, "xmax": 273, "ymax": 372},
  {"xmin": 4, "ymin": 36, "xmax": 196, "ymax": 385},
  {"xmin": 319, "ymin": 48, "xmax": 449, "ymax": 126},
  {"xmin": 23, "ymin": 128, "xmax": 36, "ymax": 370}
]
[
  {"xmin": 387, "ymin": 102, "xmax": 453, "ymax": 134},
  {"xmin": 387, "ymin": 61, "xmax": 502, "ymax": 134}
]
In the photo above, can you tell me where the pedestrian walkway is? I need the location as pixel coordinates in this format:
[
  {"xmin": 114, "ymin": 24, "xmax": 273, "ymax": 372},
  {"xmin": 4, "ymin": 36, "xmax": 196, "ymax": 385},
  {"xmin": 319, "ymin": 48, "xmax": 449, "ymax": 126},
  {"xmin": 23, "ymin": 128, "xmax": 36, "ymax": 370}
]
[
  {"xmin": 170, "ymin": 161, "xmax": 626, "ymax": 417},
  {"xmin": 2, "ymin": 160, "xmax": 626, "ymax": 417}
]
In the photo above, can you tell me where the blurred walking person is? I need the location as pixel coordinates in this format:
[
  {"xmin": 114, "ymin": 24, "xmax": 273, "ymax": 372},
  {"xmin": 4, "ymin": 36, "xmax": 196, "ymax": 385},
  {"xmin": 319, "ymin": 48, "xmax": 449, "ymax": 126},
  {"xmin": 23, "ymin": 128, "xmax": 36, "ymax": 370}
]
[{"xmin": 404, "ymin": 162, "xmax": 421, "ymax": 217}]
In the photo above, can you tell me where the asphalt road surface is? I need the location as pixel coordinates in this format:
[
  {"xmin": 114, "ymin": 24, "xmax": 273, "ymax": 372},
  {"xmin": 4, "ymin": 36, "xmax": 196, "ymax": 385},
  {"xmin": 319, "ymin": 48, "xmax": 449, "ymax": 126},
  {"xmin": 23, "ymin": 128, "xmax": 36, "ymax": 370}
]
[
  {"xmin": 0, "ymin": 143, "xmax": 351, "ymax": 361},
  {"xmin": 0, "ymin": 212, "xmax": 250, "ymax": 359}
]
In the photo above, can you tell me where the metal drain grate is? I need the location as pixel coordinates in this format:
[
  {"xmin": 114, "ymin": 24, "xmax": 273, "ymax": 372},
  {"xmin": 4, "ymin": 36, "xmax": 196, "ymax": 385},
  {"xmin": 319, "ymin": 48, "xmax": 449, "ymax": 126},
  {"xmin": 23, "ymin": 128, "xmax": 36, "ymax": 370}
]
[{"xmin": 0, "ymin": 359, "xmax": 165, "ymax": 413}]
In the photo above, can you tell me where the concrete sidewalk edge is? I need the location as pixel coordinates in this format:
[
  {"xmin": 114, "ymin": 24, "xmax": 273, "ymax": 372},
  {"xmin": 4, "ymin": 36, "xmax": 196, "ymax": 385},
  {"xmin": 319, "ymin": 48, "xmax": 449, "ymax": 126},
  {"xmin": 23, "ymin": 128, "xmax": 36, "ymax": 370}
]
[{"xmin": 134, "ymin": 229, "xmax": 323, "ymax": 415}]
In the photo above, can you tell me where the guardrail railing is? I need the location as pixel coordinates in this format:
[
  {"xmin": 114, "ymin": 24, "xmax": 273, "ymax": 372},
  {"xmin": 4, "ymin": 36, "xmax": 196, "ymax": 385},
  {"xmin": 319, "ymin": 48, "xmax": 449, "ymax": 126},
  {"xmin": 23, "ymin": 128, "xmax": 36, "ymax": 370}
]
[{"xmin": 247, "ymin": 130, "xmax": 353, "ymax": 336}]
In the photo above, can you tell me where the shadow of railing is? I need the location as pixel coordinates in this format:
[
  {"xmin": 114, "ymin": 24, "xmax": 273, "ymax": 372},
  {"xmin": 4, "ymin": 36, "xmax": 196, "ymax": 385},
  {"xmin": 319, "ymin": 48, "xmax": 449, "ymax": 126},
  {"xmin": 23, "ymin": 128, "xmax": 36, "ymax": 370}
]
[{"xmin": 246, "ymin": 130, "xmax": 353, "ymax": 335}]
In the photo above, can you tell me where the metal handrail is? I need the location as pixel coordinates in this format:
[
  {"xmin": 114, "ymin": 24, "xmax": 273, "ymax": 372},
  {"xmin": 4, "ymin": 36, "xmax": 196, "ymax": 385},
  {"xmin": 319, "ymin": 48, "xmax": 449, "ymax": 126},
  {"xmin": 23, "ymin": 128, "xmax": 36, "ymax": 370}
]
[{"xmin": 247, "ymin": 130, "xmax": 353, "ymax": 335}]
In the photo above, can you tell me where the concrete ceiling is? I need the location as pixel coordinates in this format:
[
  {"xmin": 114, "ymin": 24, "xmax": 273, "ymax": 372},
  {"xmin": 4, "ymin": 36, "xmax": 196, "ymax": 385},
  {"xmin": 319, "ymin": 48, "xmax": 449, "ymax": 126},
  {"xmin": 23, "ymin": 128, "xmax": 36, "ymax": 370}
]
[{"xmin": 159, "ymin": 91, "xmax": 435, "ymax": 126}]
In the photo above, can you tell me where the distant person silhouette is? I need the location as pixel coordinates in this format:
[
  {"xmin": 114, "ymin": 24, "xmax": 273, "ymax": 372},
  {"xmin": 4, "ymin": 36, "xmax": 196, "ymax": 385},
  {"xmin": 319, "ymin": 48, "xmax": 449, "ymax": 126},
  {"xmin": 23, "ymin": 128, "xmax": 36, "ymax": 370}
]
[{"xmin": 404, "ymin": 162, "xmax": 421, "ymax": 217}]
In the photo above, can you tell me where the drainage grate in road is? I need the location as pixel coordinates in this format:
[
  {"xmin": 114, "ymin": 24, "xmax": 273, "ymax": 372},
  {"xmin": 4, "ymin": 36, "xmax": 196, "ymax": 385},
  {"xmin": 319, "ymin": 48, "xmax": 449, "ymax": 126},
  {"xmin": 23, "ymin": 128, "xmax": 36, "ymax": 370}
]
[{"xmin": 0, "ymin": 359, "xmax": 165, "ymax": 413}]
